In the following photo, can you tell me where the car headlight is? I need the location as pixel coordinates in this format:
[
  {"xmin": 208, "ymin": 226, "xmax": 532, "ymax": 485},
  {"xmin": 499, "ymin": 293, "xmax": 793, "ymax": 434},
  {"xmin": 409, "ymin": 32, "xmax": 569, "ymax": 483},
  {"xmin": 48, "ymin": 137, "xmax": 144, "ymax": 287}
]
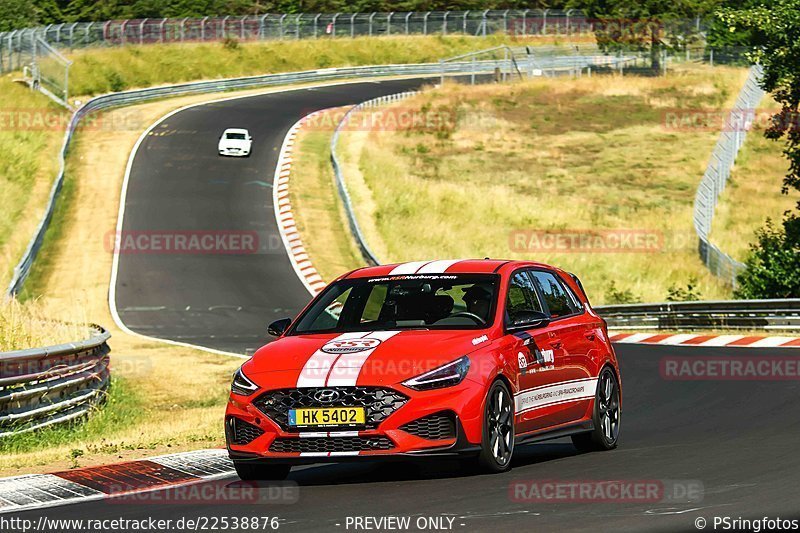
[
  {"xmin": 231, "ymin": 367, "xmax": 259, "ymax": 396},
  {"xmin": 402, "ymin": 356, "xmax": 470, "ymax": 391}
]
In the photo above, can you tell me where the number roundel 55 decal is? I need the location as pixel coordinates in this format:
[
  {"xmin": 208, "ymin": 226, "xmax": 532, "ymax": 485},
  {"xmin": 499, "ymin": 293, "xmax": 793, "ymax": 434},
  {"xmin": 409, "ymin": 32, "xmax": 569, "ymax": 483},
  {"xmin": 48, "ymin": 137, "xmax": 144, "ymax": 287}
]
[{"xmin": 321, "ymin": 338, "xmax": 382, "ymax": 354}]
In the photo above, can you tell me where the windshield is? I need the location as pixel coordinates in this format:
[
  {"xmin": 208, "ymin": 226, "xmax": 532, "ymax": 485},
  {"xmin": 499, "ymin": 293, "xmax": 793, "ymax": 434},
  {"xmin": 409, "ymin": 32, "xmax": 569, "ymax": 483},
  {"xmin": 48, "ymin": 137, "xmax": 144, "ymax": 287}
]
[
  {"xmin": 225, "ymin": 132, "xmax": 247, "ymax": 140},
  {"xmin": 292, "ymin": 274, "xmax": 499, "ymax": 334}
]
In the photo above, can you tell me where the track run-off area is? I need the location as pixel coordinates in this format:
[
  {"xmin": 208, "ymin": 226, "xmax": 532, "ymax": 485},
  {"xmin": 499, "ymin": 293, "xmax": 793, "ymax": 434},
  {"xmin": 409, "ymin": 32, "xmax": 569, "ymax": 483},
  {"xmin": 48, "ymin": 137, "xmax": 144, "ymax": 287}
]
[{"xmin": 9, "ymin": 77, "xmax": 799, "ymax": 532}]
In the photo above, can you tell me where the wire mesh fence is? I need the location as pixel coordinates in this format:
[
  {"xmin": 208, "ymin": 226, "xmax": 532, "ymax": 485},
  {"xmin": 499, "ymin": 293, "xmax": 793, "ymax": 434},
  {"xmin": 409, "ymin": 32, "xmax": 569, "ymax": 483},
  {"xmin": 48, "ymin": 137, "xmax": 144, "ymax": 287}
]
[
  {"xmin": 0, "ymin": 10, "xmax": 609, "ymax": 73},
  {"xmin": 693, "ymin": 64, "xmax": 765, "ymax": 286}
]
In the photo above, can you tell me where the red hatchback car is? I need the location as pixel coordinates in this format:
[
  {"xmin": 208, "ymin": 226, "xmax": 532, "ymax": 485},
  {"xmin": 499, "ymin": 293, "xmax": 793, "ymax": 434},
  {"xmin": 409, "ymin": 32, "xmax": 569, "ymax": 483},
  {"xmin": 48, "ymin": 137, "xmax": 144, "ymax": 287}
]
[{"xmin": 225, "ymin": 259, "xmax": 621, "ymax": 480}]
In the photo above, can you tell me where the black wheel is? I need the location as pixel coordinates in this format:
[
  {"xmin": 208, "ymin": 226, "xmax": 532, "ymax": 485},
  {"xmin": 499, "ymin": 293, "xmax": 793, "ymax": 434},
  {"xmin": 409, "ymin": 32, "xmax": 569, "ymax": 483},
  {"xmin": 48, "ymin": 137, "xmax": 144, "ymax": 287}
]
[
  {"xmin": 475, "ymin": 380, "xmax": 515, "ymax": 473},
  {"xmin": 233, "ymin": 462, "xmax": 291, "ymax": 481},
  {"xmin": 572, "ymin": 367, "xmax": 620, "ymax": 452}
]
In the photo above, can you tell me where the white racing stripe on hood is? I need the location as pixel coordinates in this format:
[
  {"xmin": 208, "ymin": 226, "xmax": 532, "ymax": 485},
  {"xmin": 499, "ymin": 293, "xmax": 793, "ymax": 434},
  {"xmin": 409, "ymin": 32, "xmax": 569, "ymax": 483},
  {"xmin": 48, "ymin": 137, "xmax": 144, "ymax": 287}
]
[
  {"xmin": 296, "ymin": 332, "xmax": 370, "ymax": 388},
  {"xmin": 326, "ymin": 330, "xmax": 402, "ymax": 387},
  {"xmin": 416, "ymin": 259, "xmax": 461, "ymax": 274},
  {"xmin": 389, "ymin": 261, "xmax": 432, "ymax": 275}
]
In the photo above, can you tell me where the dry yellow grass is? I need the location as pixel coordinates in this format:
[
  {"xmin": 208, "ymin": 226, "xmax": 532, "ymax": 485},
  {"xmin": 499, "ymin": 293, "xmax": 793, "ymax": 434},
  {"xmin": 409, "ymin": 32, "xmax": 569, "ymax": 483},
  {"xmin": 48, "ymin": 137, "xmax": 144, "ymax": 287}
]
[
  {"xmin": 329, "ymin": 66, "xmax": 761, "ymax": 304},
  {"xmin": 0, "ymin": 298, "xmax": 88, "ymax": 352},
  {"xmin": 710, "ymin": 97, "xmax": 798, "ymax": 261}
]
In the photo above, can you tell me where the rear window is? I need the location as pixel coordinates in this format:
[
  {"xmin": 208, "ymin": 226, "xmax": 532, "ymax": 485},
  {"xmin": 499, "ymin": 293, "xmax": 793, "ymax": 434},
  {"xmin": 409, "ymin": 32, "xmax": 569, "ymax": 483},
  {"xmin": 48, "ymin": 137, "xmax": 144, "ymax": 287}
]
[{"xmin": 226, "ymin": 132, "xmax": 247, "ymax": 140}]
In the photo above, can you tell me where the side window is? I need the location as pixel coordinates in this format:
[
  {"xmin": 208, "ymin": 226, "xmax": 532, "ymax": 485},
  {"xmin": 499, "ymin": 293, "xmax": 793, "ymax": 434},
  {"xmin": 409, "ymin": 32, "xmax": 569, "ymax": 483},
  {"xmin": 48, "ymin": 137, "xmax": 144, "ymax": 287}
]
[
  {"xmin": 530, "ymin": 271, "xmax": 581, "ymax": 318},
  {"xmin": 361, "ymin": 284, "xmax": 388, "ymax": 323},
  {"xmin": 505, "ymin": 271, "xmax": 544, "ymax": 321}
]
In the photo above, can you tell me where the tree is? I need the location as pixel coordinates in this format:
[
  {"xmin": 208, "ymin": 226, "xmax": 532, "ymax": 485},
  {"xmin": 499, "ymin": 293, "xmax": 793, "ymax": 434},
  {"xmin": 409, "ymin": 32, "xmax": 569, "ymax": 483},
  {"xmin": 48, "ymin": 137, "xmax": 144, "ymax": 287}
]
[
  {"xmin": 719, "ymin": 1, "xmax": 800, "ymax": 298},
  {"xmin": 568, "ymin": 0, "xmax": 720, "ymax": 70}
]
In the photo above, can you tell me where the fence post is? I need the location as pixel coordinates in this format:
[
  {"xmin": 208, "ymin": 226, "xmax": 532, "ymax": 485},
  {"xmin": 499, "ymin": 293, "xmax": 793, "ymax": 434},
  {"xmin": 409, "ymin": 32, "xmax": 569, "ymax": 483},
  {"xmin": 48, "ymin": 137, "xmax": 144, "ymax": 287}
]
[
  {"xmin": 424, "ymin": 12, "xmax": 430, "ymax": 35},
  {"xmin": 405, "ymin": 12, "xmax": 412, "ymax": 35},
  {"xmin": 279, "ymin": 14, "xmax": 287, "ymax": 40},
  {"xmin": 350, "ymin": 13, "xmax": 358, "ymax": 38},
  {"xmin": 463, "ymin": 11, "xmax": 469, "ymax": 34},
  {"xmin": 140, "ymin": 19, "xmax": 147, "ymax": 45},
  {"xmin": 331, "ymin": 13, "xmax": 340, "ymax": 37},
  {"xmin": 443, "ymin": 12, "xmax": 449, "ymax": 35},
  {"xmin": 542, "ymin": 9, "xmax": 548, "ymax": 35},
  {"xmin": 369, "ymin": 13, "xmax": 376, "ymax": 36},
  {"xmin": 503, "ymin": 10, "xmax": 509, "ymax": 34},
  {"xmin": 387, "ymin": 12, "xmax": 393, "ymax": 36},
  {"xmin": 313, "ymin": 14, "xmax": 321, "ymax": 38},
  {"xmin": 295, "ymin": 14, "xmax": 301, "ymax": 40},
  {"xmin": 521, "ymin": 9, "xmax": 529, "ymax": 36}
]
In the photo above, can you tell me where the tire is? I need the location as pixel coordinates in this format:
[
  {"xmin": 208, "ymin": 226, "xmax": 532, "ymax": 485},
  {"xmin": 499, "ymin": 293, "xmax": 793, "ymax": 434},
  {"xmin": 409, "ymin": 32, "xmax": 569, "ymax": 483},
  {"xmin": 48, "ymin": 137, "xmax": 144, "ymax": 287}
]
[
  {"xmin": 572, "ymin": 366, "xmax": 621, "ymax": 452},
  {"xmin": 233, "ymin": 462, "xmax": 291, "ymax": 481},
  {"xmin": 474, "ymin": 380, "xmax": 515, "ymax": 473}
]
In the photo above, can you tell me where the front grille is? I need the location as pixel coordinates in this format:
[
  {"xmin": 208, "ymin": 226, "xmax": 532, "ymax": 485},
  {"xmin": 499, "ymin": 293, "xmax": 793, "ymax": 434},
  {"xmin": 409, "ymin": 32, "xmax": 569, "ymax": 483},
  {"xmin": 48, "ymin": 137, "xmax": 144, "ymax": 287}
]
[
  {"xmin": 400, "ymin": 412, "xmax": 457, "ymax": 440},
  {"xmin": 270, "ymin": 436, "xmax": 394, "ymax": 454},
  {"xmin": 254, "ymin": 387, "xmax": 408, "ymax": 430},
  {"xmin": 227, "ymin": 417, "xmax": 264, "ymax": 445}
]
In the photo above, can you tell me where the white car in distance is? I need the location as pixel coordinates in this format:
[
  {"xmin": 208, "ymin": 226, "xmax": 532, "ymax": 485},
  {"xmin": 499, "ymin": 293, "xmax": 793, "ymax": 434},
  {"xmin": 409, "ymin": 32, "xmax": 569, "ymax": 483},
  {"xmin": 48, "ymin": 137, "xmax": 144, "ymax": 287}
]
[{"xmin": 218, "ymin": 128, "xmax": 253, "ymax": 157}]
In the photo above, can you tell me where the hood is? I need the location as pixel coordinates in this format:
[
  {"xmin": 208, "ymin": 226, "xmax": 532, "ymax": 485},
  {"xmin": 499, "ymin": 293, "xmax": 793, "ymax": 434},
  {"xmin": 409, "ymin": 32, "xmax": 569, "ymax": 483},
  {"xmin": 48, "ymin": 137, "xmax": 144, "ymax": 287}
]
[{"xmin": 244, "ymin": 329, "xmax": 493, "ymax": 385}]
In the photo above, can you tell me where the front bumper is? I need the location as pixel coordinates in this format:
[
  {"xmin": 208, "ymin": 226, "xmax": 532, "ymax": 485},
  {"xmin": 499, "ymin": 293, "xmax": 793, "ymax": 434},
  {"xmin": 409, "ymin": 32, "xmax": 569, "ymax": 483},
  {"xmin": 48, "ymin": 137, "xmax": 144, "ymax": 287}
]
[{"xmin": 225, "ymin": 381, "xmax": 485, "ymax": 463}]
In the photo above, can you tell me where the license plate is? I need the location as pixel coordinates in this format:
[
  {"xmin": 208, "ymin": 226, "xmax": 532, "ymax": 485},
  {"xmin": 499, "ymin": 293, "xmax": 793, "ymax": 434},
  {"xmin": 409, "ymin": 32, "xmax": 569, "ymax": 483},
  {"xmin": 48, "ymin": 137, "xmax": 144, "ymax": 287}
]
[{"xmin": 288, "ymin": 407, "xmax": 365, "ymax": 427}]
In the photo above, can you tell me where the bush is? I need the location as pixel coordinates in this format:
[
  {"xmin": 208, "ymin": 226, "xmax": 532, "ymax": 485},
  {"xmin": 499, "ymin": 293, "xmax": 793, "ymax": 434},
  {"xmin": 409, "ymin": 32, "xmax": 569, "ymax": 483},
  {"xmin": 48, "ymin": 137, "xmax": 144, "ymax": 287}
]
[
  {"xmin": 734, "ymin": 216, "xmax": 800, "ymax": 299},
  {"xmin": 604, "ymin": 281, "xmax": 642, "ymax": 304},
  {"xmin": 666, "ymin": 276, "xmax": 702, "ymax": 302}
]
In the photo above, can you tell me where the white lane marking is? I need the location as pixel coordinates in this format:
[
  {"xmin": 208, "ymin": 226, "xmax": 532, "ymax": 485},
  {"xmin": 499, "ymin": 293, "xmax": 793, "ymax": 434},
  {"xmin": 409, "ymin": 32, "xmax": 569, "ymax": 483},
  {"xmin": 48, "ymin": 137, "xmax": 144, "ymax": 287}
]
[
  {"xmin": 297, "ymin": 332, "xmax": 370, "ymax": 388},
  {"xmin": 326, "ymin": 330, "xmax": 402, "ymax": 387},
  {"xmin": 416, "ymin": 259, "xmax": 462, "ymax": 274},
  {"xmin": 389, "ymin": 261, "xmax": 432, "ymax": 275},
  {"xmin": 514, "ymin": 377, "xmax": 598, "ymax": 415},
  {"xmin": 108, "ymin": 79, "xmax": 437, "ymax": 358}
]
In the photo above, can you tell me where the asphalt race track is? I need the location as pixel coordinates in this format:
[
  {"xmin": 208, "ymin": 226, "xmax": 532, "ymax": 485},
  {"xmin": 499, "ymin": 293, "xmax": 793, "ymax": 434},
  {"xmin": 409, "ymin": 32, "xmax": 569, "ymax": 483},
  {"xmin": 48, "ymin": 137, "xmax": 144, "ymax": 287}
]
[
  {"xmin": 10, "ymin": 343, "xmax": 800, "ymax": 531},
  {"xmin": 56, "ymin": 78, "xmax": 800, "ymax": 531},
  {"xmin": 113, "ymin": 78, "xmax": 430, "ymax": 354}
]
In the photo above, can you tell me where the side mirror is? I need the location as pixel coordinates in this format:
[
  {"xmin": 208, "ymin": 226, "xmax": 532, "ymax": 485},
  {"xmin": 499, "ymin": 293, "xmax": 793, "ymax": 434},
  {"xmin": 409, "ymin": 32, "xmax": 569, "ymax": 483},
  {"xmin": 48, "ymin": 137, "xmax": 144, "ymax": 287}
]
[
  {"xmin": 268, "ymin": 318, "xmax": 292, "ymax": 337},
  {"xmin": 507, "ymin": 310, "xmax": 551, "ymax": 331}
]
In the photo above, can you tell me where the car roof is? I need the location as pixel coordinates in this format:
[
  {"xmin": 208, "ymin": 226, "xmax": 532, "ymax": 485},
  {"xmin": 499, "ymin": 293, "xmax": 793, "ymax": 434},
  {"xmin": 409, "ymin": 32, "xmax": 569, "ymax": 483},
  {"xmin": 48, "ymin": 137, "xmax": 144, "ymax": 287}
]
[
  {"xmin": 223, "ymin": 128, "xmax": 249, "ymax": 134},
  {"xmin": 343, "ymin": 259, "xmax": 557, "ymax": 279}
]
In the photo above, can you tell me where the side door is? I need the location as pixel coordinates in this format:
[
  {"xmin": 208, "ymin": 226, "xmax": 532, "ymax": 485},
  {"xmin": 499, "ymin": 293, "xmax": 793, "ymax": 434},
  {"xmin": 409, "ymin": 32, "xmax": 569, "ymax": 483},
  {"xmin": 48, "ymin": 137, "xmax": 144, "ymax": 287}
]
[
  {"xmin": 502, "ymin": 270, "xmax": 564, "ymax": 434},
  {"xmin": 529, "ymin": 270, "xmax": 595, "ymax": 425}
]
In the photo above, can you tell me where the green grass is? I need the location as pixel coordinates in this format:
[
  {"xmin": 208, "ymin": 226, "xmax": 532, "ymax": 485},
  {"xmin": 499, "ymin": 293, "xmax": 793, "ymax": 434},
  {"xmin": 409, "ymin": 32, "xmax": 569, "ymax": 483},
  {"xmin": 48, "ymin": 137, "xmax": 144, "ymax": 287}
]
[
  {"xmin": 289, "ymin": 115, "xmax": 367, "ymax": 283},
  {"xmin": 67, "ymin": 34, "xmax": 571, "ymax": 97},
  {"xmin": 326, "ymin": 66, "xmax": 772, "ymax": 304},
  {"xmin": 17, "ymin": 141, "xmax": 78, "ymax": 301},
  {"xmin": 0, "ymin": 378, "xmax": 142, "ymax": 458},
  {"xmin": 0, "ymin": 76, "xmax": 68, "ymax": 287}
]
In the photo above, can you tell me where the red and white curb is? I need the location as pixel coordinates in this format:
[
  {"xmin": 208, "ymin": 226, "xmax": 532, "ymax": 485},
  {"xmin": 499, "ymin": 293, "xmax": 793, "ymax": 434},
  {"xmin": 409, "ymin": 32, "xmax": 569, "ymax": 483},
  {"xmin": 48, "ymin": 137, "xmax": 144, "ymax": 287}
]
[
  {"xmin": 610, "ymin": 332, "xmax": 800, "ymax": 348},
  {"xmin": 273, "ymin": 112, "xmax": 328, "ymax": 297},
  {"xmin": 0, "ymin": 449, "xmax": 233, "ymax": 513}
]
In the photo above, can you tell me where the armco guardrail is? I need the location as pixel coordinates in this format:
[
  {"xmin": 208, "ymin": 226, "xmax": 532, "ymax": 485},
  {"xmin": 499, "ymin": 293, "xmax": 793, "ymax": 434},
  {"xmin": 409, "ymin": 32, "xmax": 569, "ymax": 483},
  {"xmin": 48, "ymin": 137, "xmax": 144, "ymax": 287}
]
[
  {"xmin": 693, "ymin": 64, "xmax": 765, "ymax": 286},
  {"xmin": 330, "ymin": 91, "xmax": 419, "ymax": 266},
  {"xmin": 596, "ymin": 299, "xmax": 800, "ymax": 331},
  {"xmin": 0, "ymin": 326, "xmax": 111, "ymax": 437},
  {"xmin": 6, "ymin": 54, "xmax": 625, "ymax": 297},
  {"xmin": 329, "ymin": 52, "xmax": 636, "ymax": 266}
]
